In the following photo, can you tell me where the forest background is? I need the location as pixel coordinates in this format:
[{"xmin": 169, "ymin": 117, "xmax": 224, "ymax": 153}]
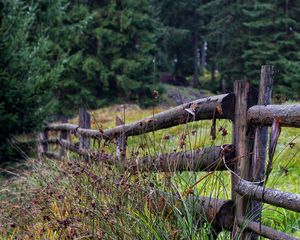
[{"xmin": 1, "ymin": 0, "xmax": 300, "ymax": 161}]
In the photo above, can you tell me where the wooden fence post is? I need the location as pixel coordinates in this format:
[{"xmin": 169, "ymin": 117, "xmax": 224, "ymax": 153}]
[
  {"xmin": 79, "ymin": 109, "xmax": 91, "ymax": 155},
  {"xmin": 247, "ymin": 65, "xmax": 274, "ymax": 239},
  {"xmin": 232, "ymin": 81, "xmax": 258, "ymax": 240},
  {"xmin": 60, "ymin": 116, "xmax": 69, "ymax": 158},
  {"xmin": 36, "ymin": 129, "xmax": 48, "ymax": 159},
  {"xmin": 43, "ymin": 130, "xmax": 49, "ymax": 154},
  {"xmin": 116, "ymin": 115, "xmax": 126, "ymax": 161}
]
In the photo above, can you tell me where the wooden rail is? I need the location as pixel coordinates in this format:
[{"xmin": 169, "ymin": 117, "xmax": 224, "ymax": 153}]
[
  {"xmin": 235, "ymin": 179, "xmax": 300, "ymax": 212},
  {"xmin": 248, "ymin": 104, "xmax": 300, "ymax": 128},
  {"xmin": 39, "ymin": 65, "xmax": 300, "ymax": 240},
  {"xmin": 46, "ymin": 93, "xmax": 235, "ymax": 140},
  {"xmin": 54, "ymin": 138, "xmax": 235, "ymax": 172}
]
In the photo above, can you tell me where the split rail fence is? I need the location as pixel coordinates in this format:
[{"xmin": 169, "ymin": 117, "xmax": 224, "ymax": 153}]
[{"xmin": 38, "ymin": 66, "xmax": 300, "ymax": 240}]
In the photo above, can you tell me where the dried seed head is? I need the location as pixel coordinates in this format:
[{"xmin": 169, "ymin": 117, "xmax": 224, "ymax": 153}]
[
  {"xmin": 163, "ymin": 135, "xmax": 170, "ymax": 140},
  {"xmin": 222, "ymin": 128, "xmax": 228, "ymax": 136},
  {"xmin": 153, "ymin": 90, "xmax": 159, "ymax": 99},
  {"xmin": 179, "ymin": 139, "xmax": 185, "ymax": 148},
  {"xmin": 289, "ymin": 142, "xmax": 295, "ymax": 148}
]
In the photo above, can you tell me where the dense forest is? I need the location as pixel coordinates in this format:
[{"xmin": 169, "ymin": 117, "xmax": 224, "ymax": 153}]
[{"xmin": 1, "ymin": 0, "xmax": 300, "ymax": 161}]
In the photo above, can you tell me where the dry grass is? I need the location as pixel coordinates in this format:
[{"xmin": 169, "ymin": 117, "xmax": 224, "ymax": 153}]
[{"xmin": 0, "ymin": 104, "xmax": 299, "ymax": 239}]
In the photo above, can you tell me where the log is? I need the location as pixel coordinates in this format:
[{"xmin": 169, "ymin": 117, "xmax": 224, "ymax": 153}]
[
  {"xmin": 248, "ymin": 104, "xmax": 300, "ymax": 128},
  {"xmin": 237, "ymin": 217, "xmax": 298, "ymax": 240},
  {"xmin": 42, "ymin": 151, "xmax": 60, "ymax": 160},
  {"xmin": 116, "ymin": 115, "xmax": 126, "ymax": 161},
  {"xmin": 46, "ymin": 93, "xmax": 235, "ymax": 140},
  {"xmin": 57, "ymin": 139, "xmax": 235, "ymax": 172},
  {"xmin": 43, "ymin": 130, "xmax": 49, "ymax": 153},
  {"xmin": 136, "ymin": 144, "xmax": 235, "ymax": 172},
  {"xmin": 79, "ymin": 109, "xmax": 91, "ymax": 150},
  {"xmin": 36, "ymin": 133, "xmax": 44, "ymax": 160},
  {"xmin": 232, "ymin": 81, "xmax": 258, "ymax": 239},
  {"xmin": 190, "ymin": 196, "xmax": 234, "ymax": 232},
  {"xmin": 42, "ymin": 138, "xmax": 60, "ymax": 144},
  {"xmin": 250, "ymin": 65, "xmax": 273, "ymax": 240},
  {"xmin": 150, "ymin": 192, "xmax": 234, "ymax": 234},
  {"xmin": 60, "ymin": 117, "xmax": 68, "ymax": 158},
  {"xmin": 235, "ymin": 179, "xmax": 300, "ymax": 213}
]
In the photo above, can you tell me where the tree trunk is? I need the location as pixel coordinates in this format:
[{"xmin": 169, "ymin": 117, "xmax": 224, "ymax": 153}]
[
  {"xmin": 211, "ymin": 62, "xmax": 216, "ymax": 82},
  {"xmin": 193, "ymin": 34, "xmax": 200, "ymax": 87}
]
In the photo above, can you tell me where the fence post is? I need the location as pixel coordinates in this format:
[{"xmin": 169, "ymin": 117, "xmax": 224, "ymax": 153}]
[
  {"xmin": 36, "ymin": 129, "xmax": 48, "ymax": 159},
  {"xmin": 116, "ymin": 115, "xmax": 126, "ymax": 161},
  {"xmin": 59, "ymin": 116, "xmax": 69, "ymax": 158},
  {"xmin": 232, "ymin": 81, "xmax": 258, "ymax": 240},
  {"xmin": 247, "ymin": 65, "xmax": 274, "ymax": 239},
  {"xmin": 79, "ymin": 109, "xmax": 91, "ymax": 156}
]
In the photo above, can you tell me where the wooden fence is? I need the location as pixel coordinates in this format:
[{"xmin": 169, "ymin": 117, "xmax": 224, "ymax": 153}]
[{"xmin": 38, "ymin": 65, "xmax": 300, "ymax": 240}]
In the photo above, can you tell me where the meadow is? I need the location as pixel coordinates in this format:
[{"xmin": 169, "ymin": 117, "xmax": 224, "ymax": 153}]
[{"xmin": 0, "ymin": 104, "xmax": 299, "ymax": 239}]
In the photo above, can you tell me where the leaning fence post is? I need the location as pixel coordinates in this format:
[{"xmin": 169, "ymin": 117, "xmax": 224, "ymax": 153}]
[
  {"xmin": 248, "ymin": 65, "xmax": 274, "ymax": 238},
  {"xmin": 232, "ymin": 81, "xmax": 258, "ymax": 240},
  {"xmin": 79, "ymin": 109, "xmax": 91, "ymax": 161},
  {"xmin": 59, "ymin": 116, "xmax": 69, "ymax": 158},
  {"xmin": 116, "ymin": 115, "xmax": 126, "ymax": 162}
]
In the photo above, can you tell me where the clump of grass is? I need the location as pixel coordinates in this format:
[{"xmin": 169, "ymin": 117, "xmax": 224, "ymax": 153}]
[{"xmin": 0, "ymin": 153, "xmax": 230, "ymax": 239}]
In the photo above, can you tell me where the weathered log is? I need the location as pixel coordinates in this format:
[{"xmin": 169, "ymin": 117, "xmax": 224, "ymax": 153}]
[
  {"xmin": 191, "ymin": 196, "xmax": 234, "ymax": 232},
  {"xmin": 250, "ymin": 65, "xmax": 274, "ymax": 240},
  {"xmin": 115, "ymin": 115, "xmax": 126, "ymax": 161},
  {"xmin": 136, "ymin": 144, "xmax": 235, "ymax": 172},
  {"xmin": 41, "ymin": 138, "xmax": 58, "ymax": 144},
  {"xmin": 232, "ymin": 81, "xmax": 258, "ymax": 239},
  {"xmin": 43, "ymin": 130, "xmax": 49, "ymax": 153},
  {"xmin": 46, "ymin": 93, "xmax": 235, "ymax": 140},
  {"xmin": 237, "ymin": 217, "xmax": 298, "ymax": 240},
  {"xmin": 248, "ymin": 104, "xmax": 300, "ymax": 128},
  {"xmin": 42, "ymin": 151, "xmax": 60, "ymax": 160},
  {"xmin": 36, "ymin": 133, "xmax": 44, "ymax": 160},
  {"xmin": 235, "ymin": 179, "xmax": 300, "ymax": 213},
  {"xmin": 60, "ymin": 117, "xmax": 69, "ymax": 158},
  {"xmin": 79, "ymin": 109, "xmax": 91, "ymax": 150},
  {"xmin": 150, "ymin": 192, "xmax": 234, "ymax": 234},
  {"xmin": 57, "ymin": 139, "xmax": 235, "ymax": 172}
]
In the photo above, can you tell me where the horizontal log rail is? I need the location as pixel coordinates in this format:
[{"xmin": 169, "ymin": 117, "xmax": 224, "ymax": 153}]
[
  {"xmin": 248, "ymin": 104, "xmax": 300, "ymax": 128},
  {"xmin": 54, "ymin": 139, "xmax": 235, "ymax": 172},
  {"xmin": 150, "ymin": 192, "xmax": 234, "ymax": 233},
  {"xmin": 42, "ymin": 151, "xmax": 60, "ymax": 160},
  {"xmin": 46, "ymin": 93, "xmax": 235, "ymax": 140},
  {"xmin": 237, "ymin": 217, "xmax": 297, "ymax": 240},
  {"xmin": 189, "ymin": 196, "xmax": 234, "ymax": 232},
  {"xmin": 235, "ymin": 179, "xmax": 300, "ymax": 213}
]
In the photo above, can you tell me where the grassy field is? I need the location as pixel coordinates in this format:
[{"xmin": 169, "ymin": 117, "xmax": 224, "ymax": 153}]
[{"xmin": 0, "ymin": 104, "xmax": 299, "ymax": 239}]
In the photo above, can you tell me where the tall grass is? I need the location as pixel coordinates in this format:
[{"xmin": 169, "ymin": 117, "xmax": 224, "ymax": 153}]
[{"xmin": 0, "ymin": 104, "xmax": 299, "ymax": 239}]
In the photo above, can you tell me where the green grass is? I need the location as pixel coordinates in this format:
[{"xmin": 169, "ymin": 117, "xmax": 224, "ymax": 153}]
[{"xmin": 0, "ymin": 104, "xmax": 299, "ymax": 239}]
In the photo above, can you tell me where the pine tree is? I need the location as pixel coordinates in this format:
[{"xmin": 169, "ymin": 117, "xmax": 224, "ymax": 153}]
[
  {"xmin": 243, "ymin": 0, "xmax": 300, "ymax": 96},
  {"xmin": 83, "ymin": 0, "xmax": 161, "ymax": 105},
  {"xmin": 0, "ymin": 0, "xmax": 63, "ymax": 160},
  {"xmin": 202, "ymin": 0, "xmax": 250, "ymax": 89},
  {"xmin": 154, "ymin": 0, "xmax": 206, "ymax": 87}
]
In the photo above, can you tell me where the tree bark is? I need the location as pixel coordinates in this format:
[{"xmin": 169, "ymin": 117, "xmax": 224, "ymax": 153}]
[{"xmin": 193, "ymin": 34, "xmax": 200, "ymax": 87}]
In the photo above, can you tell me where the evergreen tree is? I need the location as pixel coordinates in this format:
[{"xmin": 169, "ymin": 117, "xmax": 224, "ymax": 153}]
[
  {"xmin": 85, "ymin": 0, "xmax": 162, "ymax": 105},
  {"xmin": 0, "ymin": 0, "xmax": 63, "ymax": 161},
  {"xmin": 154, "ymin": 0, "xmax": 206, "ymax": 87},
  {"xmin": 243, "ymin": 0, "xmax": 300, "ymax": 96},
  {"xmin": 35, "ymin": 0, "xmax": 96, "ymax": 114},
  {"xmin": 201, "ymin": 0, "xmax": 249, "ymax": 89}
]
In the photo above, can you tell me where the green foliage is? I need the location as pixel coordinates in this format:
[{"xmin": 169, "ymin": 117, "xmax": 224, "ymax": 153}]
[
  {"xmin": 89, "ymin": 0, "xmax": 161, "ymax": 103},
  {"xmin": 242, "ymin": 1, "xmax": 300, "ymax": 96},
  {"xmin": 0, "ymin": 0, "xmax": 62, "ymax": 161}
]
